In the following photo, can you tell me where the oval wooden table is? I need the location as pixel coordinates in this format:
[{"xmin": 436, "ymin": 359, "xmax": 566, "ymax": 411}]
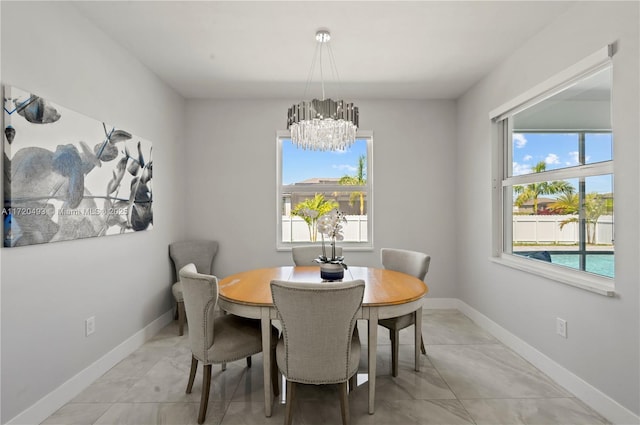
[{"xmin": 218, "ymin": 265, "xmax": 428, "ymax": 417}]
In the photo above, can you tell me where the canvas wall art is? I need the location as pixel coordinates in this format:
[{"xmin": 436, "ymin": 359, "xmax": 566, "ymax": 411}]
[{"xmin": 2, "ymin": 86, "xmax": 153, "ymax": 247}]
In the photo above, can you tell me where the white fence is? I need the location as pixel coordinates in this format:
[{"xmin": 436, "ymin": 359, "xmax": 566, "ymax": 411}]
[
  {"xmin": 282, "ymin": 214, "xmax": 613, "ymax": 245},
  {"xmin": 513, "ymin": 215, "xmax": 613, "ymax": 245},
  {"xmin": 282, "ymin": 215, "xmax": 368, "ymax": 242}
]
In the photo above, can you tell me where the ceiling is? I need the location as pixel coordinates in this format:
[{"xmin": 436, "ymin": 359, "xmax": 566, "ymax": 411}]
[{"xmin": 72, "ymin": 1, "xmax": 574, "ymax": 100}]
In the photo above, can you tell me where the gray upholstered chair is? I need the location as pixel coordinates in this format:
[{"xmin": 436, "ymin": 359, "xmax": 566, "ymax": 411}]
[
  {"xmin": 271, "ymin": 279, "xmax": 365, "ymax": 425},
  {"xmin": 291, "ymin": 245, "xmax": 343, "ymax": 266},
  {"xmin": 169, "ymin": 240, "xmax": 218, "ymax": 335},
  {"xmin": 378, "ymin": 248, "xmax": 431, "ymax": 377},
  {"xmin": 179, "ymin": 264, "xmax": 278, "ymax": 424}
]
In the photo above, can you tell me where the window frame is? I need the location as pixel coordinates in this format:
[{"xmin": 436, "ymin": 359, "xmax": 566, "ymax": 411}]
[
  {"xmin": 276, "ymin": 130, "xmax": 374, "ymax": 251},
  {"xmin": 489, "ymin": 46, "xmax": 615, "ymax": 296}
]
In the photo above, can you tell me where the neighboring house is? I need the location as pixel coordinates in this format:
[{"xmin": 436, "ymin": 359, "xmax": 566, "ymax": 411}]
[
  {"xmin": 293, "ymin": 177, "xmax": 341, "ymax": 185},
  {"xmin": 514, "ymin": 197, "xmax": 557, "ymax": 214},
  {"xmin": 515, "ymin": 194, "xmax": 614, "ymax": 215},
  {"xmin": 284, "ymin": 177, "xmax": 366, "ymax": 216}
]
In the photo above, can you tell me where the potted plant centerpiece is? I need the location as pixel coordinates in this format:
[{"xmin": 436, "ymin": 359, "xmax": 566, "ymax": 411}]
[{"xmin": 315, "ymin": 209, "xmax": 348, "ymax": 281}]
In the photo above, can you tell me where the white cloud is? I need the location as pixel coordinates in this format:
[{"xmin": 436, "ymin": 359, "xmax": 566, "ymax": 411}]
[
  {"xmin": 545, "ymin": 153, "xmax": 560, "ymax": 165},
  {"xmin": 566, "ymin": 151, "xmax": 590, "ymax": 166},
  {"xmin": 523, "ymin": 154, "xmax": 532, "ymax": 161},
  {"xmin": 512, "ymin": 162, "xmax": 531, "ymax": 176},
  {"xmin": 513, "ymin": 133, "xmax": 527, "ymax": 148},
  {"xmin": 567, "ymin": 151, "xmax": 579, "ymax": 166}
]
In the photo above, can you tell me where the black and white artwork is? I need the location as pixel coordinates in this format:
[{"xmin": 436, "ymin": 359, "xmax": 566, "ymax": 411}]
[{"xmin": 2, "ymin": 86, "xmax": 153, "ymax": 247}]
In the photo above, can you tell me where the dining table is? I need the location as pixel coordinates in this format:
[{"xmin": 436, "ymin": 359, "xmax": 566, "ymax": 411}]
[{"xmin": 217, "ymin": 265, "xmax": 428, "ymax": 416}]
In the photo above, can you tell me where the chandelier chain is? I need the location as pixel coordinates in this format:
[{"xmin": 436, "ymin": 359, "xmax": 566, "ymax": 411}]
[
  {"xmin": 326, "ymin": 43, "xmax": 343, "ymax": 99},
  {"xmin": 302, "ymin": 41, "xmax": 321, "ymax": 102},
  {"xmin": 319, "ymin": 41, "xmax": 325, "ymax": 100}
]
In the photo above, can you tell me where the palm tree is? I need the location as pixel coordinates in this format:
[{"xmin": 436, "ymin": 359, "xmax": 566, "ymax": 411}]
[
  {"xmin": 514, "ymin": 161, "xmax": 574, "ymax": 213},
  {"xmin": 338, "ymin": 155, "xmax": 366, "ymax": 215},
  {"xmin": 550, "ymin": 191, "xmax": 608, "ymax": 244},
  {"xmin": 548, "ymin": 191, "xmax": 579, "ymax": 215},
  {"xmin": 584, "ymin": 193, "xmax": 607, "ymax": 243},
  {"xmin": 291, "ymin": 193, "xmax": 338, "ymax": 241}
]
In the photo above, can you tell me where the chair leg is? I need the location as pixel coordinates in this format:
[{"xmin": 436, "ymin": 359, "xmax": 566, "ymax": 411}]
[
  {"xmin": 390, "ymin": 329, "xmax": 399, "ymax": 377},
  {"xmin": 221, "ymin": 362, "xmax": 226, "ymax": 371},
  {"xmin": 246, "ymin": 356, "xmax": 252, "ymax": 368},
  {"xmin": 349, "ymin": 374, "xmax": 357, "ymax": 392},
  {"xmin": 420, "ymin": 334, "xmax": 427, "ymax": 355},
  {"xmin": 177, "ymin": 301, "xmax": 186, "ymax": 336},
  {"xmin": 284, "ymin": 380, "xmax": 295, "ymax": 425},
  {"xmin": 186, "ymin": 355, "xmax": 198, "ymax": 394},
  {"xmin": 271, "ymin": 348, "xmax": 280, "ymax": 397},
  {"xmin": 339, "ymin": 382, "xmax": 350, "ymax": 425},
  {"xmin": 198, "ymin": 364, "xmax": 212, "ymax": 424}
]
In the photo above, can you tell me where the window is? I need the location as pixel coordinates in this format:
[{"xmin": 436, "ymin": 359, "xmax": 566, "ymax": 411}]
[
  {"xmin": 277, "ymin": 131, "xmax": 372, "ymax": 250},
  {"xmin": 491, "ymin": 47, "xmax": 614, "ymax": 295}
]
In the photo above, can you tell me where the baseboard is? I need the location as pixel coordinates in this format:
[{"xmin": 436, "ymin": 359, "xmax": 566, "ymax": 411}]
[
  {"xmin": 422, "ymin": 297, "xmax": 460, "ymax": 309},
  {"xmin": 6, "ymin": 310, "xmax": 174, "ymax": 425},
  {"xmin": 456, "ymin": 300, "xmax": 639, "ymax": 425}
]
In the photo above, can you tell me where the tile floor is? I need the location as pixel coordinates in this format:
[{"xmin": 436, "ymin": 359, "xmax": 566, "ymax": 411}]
[{"xmin": 40, "ymin": 310, "xmax": 610, "ymax": 425}]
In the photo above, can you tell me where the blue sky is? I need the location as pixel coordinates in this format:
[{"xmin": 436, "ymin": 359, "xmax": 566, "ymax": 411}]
[
  {"xmin": 282, "ymin": 139, "xmax": 367, "ymax": 185},
  {"xmin": 512, "ymin": 132, "xmax": 612, "ymax": 194},
  {"xmin": 282, "ymin": 133, "xmax": 612, "ymax": 193}
]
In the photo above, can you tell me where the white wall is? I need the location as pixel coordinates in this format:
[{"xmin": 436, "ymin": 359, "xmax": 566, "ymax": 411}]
[
  {"xmin": 0, "ymin": 2, "xmax": 186, "ymax": 422},
  {"xmin": 456, "ymin": 1, "xmax": 639, "ymax": 418},
  {"xmin": 183, "ymin": 99, "xmax": 457, "ymax": 299}
]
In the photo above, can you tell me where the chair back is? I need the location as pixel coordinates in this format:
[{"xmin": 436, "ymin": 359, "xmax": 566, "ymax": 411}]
[
  {"xmin": 170, "ymin": 240, "xmax": 218, "ymax": 278},
  {"xmin": 381, "ymin": 248, "xmax": 431, "ymax": 280},
  {"xmin": 271, "ymin": 279, "xmax": 364, "ymax": 384},
  {"xmin": 179, "ymin": 264, "xmax": 218, "ymax": 362},
  {"xmin": 291, "ymin": 245, "xmax": 343, "ymax": 266}
]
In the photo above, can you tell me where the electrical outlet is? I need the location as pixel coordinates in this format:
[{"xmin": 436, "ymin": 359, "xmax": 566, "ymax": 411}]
[
  {"xmin": 556, "ymin": 318, "xmax": 567, "ymax": 338},
  {"xmin": 85, "ymin": 316, "xmax": 95, "ymax": 336}
]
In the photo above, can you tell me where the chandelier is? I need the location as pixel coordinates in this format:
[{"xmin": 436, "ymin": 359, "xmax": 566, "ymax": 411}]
[{"xmin": 287, "ymin": 30, "xmax": 359, "ymax": 151}]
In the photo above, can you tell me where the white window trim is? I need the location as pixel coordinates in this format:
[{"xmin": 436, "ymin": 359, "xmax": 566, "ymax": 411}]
[
  {"xmin": 490, "ymin": 255, "xmax": 615, "ymax": 297},
  {"xmin": 503, "ymin": 161, "xmax": 613, "ymax": 187},
  {"xmin": 489, "ymin": 45, "xmax": 613, "ymax": 121},
  {"xmin": 276, "ymin": 130, "xmax": 374, "ymax": 251},
  {"xmin": 489, "ymin": 45, "xmax": 615, "ymax": 297}
]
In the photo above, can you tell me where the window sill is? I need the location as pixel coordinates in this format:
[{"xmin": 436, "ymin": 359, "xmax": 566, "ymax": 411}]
[
  {"xmin": 277, "ymin": 244, "xmax": 374, "ymax": 252},
  {"xmin": 489, "ymin": 254, "xmax": 615, "ymax": 297}
]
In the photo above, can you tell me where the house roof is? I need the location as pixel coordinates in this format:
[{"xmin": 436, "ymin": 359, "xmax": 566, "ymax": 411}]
[
  {"xmin": 520, "ymin": 198, "xmax": 557, "ymax": 207},
  {"xmin": 294, "ymin": 178, "xmax": 341, "ymax": 185}
]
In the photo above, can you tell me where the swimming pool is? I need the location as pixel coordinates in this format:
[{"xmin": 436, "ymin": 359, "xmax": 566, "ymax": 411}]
[
  {"xmin": 550, "ymin": 254, "xmax": 614, "ymax": 278},
  {"xmin": 515, "ymin": 252, "xmax": 614, "ymax": 278}
]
